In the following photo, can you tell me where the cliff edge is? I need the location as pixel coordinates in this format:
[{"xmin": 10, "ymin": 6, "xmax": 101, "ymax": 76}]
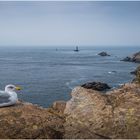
[{"xmin": 0, "ymin": 67, "xmax": 140, "ymax": 139}]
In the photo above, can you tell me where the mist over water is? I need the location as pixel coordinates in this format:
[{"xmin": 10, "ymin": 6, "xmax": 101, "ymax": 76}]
[{"xmin": 0, "ymin": 46, "xmax": 139, "ymax": 107}]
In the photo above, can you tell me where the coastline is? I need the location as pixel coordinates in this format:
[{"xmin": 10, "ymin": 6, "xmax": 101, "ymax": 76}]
[{"xmin": 0, "ymin": 63, "xmax": 140, "ymax": 139}]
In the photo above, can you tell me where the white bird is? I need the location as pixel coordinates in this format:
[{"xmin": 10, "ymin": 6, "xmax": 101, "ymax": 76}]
[{"xmin": 0, "ymin": 84, "xmax": 21, "ymax": 107}]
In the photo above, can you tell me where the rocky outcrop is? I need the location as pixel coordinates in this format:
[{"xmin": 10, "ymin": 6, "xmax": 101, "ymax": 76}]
[
  {"xmin": 121, "ymin": 51, "xmax": 140, "ymax": 63},
  {"xmin": 52, "ymin": 100, "xmax": 66, "ymax": 113},
  {"xmin": 121, "ymin": 56, "xmax": 132, "ymax": 62},
  {"xmin": 81, "ymin": 82, "xmax": 111, "ymax": 91},
  {"xmin": 98, "ymin": 52, "xmax": 110, "ymax": 56},
  {"xmin": 64, "ymin": 83, "xmax": 140, "ymax": 139},
  {"xmin": 1, "ymin": 70, "xmax": 140, "ymax": 139},
  {"xmin": 0, "ymin": 101, "xmax": 65, "ymax": 139}
]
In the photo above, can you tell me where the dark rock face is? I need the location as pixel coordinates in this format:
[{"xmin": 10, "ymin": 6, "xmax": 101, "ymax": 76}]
[
  {"xmin": 131, "ymin": 66, "xmax": 140, "ymax": 75},
  {"xmin": 64, "ymin": 84, "xmax": 140, "ymax": 139},
  {"xmin": 130, "ymin": 70, "xmax": 137, "ymax": 75},
  {"xmin": 98, "ymin": 52, "xmax": 110, "ymax": 56},
  {"xmin": 81, "ymin": 82, "xmax": 111, "ymax": 91},
  {"xmin": 122, "ymin": 51, "xmax": 140, "ymax": 63},
  {"xmin": 121, "ymin": 56, "xmax": 132, "ymax": 62}
]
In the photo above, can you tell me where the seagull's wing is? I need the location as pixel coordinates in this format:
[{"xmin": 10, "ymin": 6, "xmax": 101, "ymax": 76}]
[{"xmin": 0, "ymin": 90, "xmax": 11, "ymax": 105}]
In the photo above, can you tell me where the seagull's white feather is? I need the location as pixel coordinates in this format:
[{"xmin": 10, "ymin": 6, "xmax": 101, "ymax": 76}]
[
  {"xmin": 0, "ymin": 85, "xmax": 19, "ymax": 107},
  {"xmin": 0, "ymin": 90, "xmax": 10, "ymax": 97}
]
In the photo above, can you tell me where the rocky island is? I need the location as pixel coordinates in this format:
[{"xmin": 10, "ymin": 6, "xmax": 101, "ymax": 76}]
[
  {"xmin": 0, "ymin": 67, "xmax": 140, "ymax": 139},
  {"xmin": 98, "ymin": 51, "xmax": 110, "ymax": 56}
]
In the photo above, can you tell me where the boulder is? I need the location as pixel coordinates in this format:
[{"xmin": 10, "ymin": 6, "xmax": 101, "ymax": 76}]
[
  {"xmin": 64, "ymin": 84, "xmax": 140, "ymax": 139},
  {"xmin": 121, "ymin": 51, "xmax": 140, "ymax": 63},
  {"xmin": 81, "ymin": 81, "xmax": 111, "ymax": 91},
  {"xmin": 0, "ymin": 101, "xmax": 65, "ymax": 139},
  {"xmin": 98, "ymin": 52, "xmax": 110, "ymax": 56}
]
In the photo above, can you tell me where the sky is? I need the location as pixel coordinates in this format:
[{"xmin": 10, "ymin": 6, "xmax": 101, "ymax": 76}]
[{"xmin": 0, "ymin": 1, "xmax": 140, "ymax": 47}]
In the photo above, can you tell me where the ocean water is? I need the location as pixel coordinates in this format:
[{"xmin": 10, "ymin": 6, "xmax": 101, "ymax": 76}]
[{"xmin": 0, "ymin": 46, "xmax": 139, "ymax": 107}]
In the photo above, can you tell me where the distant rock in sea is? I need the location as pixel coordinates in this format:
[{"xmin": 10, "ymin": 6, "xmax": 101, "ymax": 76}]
[
  {"xmin": 81, "ymin": 81, "xmax": 111, "ymax": 91},
  {"xmin": 98, "ymin": 51, "xmax": 110, "ymax": 56},
  {"xmin": 121, "ymin": 51, "xmax": 140, "ymax": 63}
]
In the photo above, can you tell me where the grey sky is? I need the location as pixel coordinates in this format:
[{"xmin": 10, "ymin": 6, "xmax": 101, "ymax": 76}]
[{"xmin": 0, "ymin": 1, "xmax": 140, "ymax": 47}]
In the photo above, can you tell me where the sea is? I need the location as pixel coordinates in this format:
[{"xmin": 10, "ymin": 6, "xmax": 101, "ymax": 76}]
[{"xmin": 0, "ymin": 46, "xmax": 139, "ymax": 107}]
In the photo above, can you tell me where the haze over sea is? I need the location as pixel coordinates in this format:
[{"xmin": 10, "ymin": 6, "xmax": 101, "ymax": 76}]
[{"xmin": 0, "ymin": 46, "xmax": 139, "ymax": 107}]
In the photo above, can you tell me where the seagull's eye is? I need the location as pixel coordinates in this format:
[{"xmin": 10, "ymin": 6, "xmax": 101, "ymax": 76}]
[{"xmin": 9, "ymin": 86, "xmax": 14, "ymax": 89}]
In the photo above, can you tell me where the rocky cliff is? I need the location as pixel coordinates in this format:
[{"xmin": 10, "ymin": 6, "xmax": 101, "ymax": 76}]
[{"xmin": 0, "ymin": 68, "xmax": 140, "ymax": 139}]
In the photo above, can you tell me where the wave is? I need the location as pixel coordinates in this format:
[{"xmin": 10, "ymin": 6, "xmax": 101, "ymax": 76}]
[
  {"xmin": 66, "ymin": 77, "xmax": 87, "ymax": 89},
  {"xmin": 108, "ymin": 71, "xmax": 117, "ymax": 74}
]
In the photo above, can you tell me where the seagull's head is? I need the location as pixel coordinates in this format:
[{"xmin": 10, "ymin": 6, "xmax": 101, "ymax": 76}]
[{"xmin": 5, "ymin": 84, "xmax": 21, "ymax": 92}]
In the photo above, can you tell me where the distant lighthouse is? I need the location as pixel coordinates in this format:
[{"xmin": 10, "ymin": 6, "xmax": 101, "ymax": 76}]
[{"xmin": 74, "ymin": 46, "xmax": 79, "ymax": 52}]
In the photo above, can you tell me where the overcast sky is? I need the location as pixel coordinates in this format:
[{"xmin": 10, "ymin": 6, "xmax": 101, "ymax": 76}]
[{"xmin": 0, "ymin": 1, "xmax": 140, "ymax": 47}]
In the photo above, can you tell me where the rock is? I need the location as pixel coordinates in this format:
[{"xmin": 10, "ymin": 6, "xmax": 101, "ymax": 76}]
[
  {"xmin": 81, "ymin": 82, "xmax": 111, "ymax": 91},
  {"xmin": 0, "ymin": 101, "xmax": 65, "ymax": 139},
  {"xmin": 121, "ymin": 51, "xmax": 140, "ymax": 63},
  {"xmin": 98, "ymin": 52, "xmax": 110, "ymax": 56},
  {"xmin": 121, "ymin": 56, "xmax": 132, "ymax": 62},
  {"xmin": 64, "ymin": 84, "xmax": 140, "ymax": 139},
  {"xmin": 131, "ymin": 65, "xmax": 140, "ymax": 75},
  {"xmin": 132, "ymin": 51, "xmax": 140, "ymax": 62},
  {"xmin": 130, "ymin": 70, "xmax": 137, "ymax": 75},
  {"xmin": 52, "ymin": 101, "xmax": 66, "ymax": 113}
]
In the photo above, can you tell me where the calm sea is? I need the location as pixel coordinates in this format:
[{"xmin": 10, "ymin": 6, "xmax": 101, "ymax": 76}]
[{"xmin": 0, "ymin": 46, "xmax": 139, "ymax": 107}]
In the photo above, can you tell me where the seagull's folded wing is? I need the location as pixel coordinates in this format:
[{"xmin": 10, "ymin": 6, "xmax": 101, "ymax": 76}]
[{"xmin": 0, "ymin": 91, "xmax": 10, "ymax": 104}]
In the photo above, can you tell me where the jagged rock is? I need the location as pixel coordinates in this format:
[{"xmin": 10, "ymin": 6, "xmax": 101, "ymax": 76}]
[
  {"xmin": 52, "ymin": 101, "xmax": 66, "ymax": 113},
  {"xmin": 98, "ymin": 52, "xmax": 110, "ymax": 56},
  {"xmin": 0, "ymin": 101, "xmax": 65, "ymax": 139},
  {"xmin": 121, "ymin": 51, "xmax": 140, "ymax": 63},
  {"xmin": 64, "ymin": 84, "xmax": 140, "ymax": 139},
  {"xmin": 81, "ymin": 82, "xmax": 111, "ymax": 91}
]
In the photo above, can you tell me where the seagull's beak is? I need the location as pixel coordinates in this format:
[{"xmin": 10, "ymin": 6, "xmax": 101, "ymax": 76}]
[{"xmin": 15, "ymin": 86, "xmax": 21, "ymax": 90}]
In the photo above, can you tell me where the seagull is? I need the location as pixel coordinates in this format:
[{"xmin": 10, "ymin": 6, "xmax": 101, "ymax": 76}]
[{"xmin": 0, "ymin": 84, "xmax": 21, "ymax": 107}]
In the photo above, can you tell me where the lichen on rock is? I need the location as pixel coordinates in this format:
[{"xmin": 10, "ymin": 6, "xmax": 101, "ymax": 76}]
[{"xmin": 0, "ymin": 101, "xmax": 65, "ymax": 139}]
